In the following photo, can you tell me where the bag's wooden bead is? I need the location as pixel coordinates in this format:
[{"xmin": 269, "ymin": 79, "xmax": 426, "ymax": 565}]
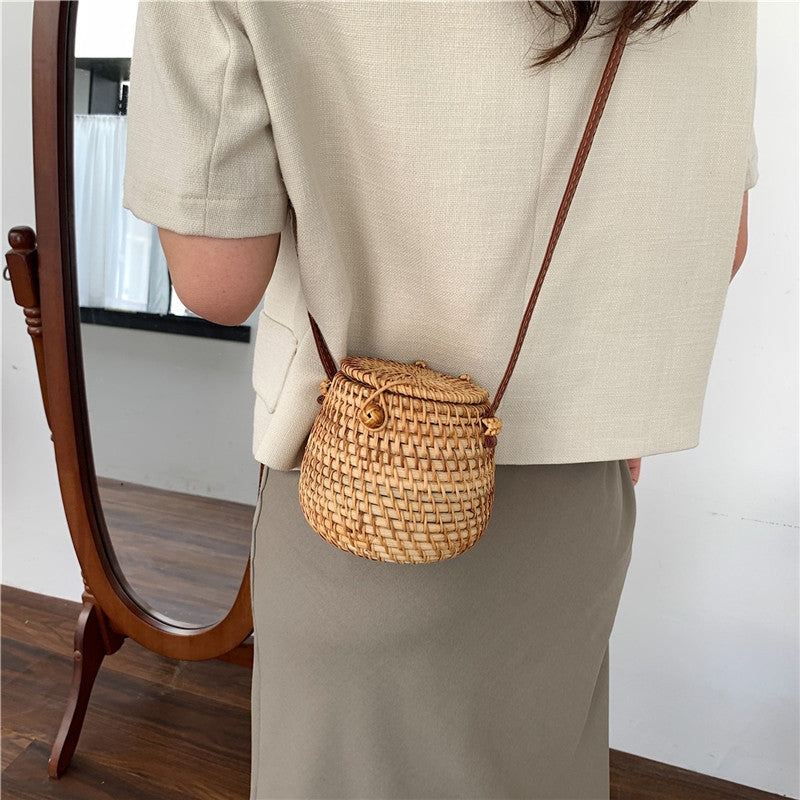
[{"xmin": 359, "ymin": 402, "xmax": 386, "ymax": 429}]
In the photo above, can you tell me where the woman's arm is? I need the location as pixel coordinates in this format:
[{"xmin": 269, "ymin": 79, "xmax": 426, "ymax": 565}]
[{"xmin": 158, "ymin": 229, "xmax": 281, "ymax": 326}]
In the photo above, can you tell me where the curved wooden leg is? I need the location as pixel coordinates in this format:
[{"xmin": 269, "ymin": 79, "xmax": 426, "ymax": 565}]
[{"xmin": 48, "ymin": 596, "xmax": 125, "ymax": 779}]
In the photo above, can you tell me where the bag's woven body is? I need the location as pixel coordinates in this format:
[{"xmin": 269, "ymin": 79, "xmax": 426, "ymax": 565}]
[{"xmin": 299, "ymin": 357, "xmax": 497, "ymax": 563}]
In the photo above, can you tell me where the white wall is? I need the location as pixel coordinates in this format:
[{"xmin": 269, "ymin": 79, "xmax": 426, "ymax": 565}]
[
  {"xmin": 2, "ymin": 1, "xmax": 81, "ymax": 602},
  {"xmin": 609, "ymin": 7, "xmax": 799, "ymax": 795},
  {"xmin": 80, "ymin": 320, "xmax": 260, "ymax": 504},
  {"xmin": 2, "ymin": 2, "xmax": 797, "ymax": 796},
  {"xmin": 74, "ymin": 0, "xmax": 137, "ymax": 58}
]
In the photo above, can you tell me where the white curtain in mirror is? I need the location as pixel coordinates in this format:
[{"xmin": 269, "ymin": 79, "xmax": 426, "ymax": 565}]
[{"xmin": 74, "ymin": 114, "xmax": 169, "ymax": 314}]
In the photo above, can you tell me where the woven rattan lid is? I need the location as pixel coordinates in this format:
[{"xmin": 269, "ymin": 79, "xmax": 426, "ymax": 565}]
[{"xmin": 340, "ymin": 356, "xmax": 489, "ymax": 405}]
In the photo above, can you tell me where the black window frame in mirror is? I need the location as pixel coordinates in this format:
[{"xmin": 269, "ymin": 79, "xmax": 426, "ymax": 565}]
[{"xmin": 78, "ymin": 305, "xmax": 251, "ymax": 342}]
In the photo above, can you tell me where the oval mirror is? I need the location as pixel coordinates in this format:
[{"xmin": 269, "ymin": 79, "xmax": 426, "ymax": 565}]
[{"xmin": 72, "ymin": 0, "xmax": 256, "ymax": 629}]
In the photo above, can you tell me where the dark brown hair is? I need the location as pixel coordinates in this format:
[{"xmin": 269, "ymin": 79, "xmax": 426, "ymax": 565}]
[{"xmin": 531, "ymin": 1, "xmax": 698, "ymax": 66}]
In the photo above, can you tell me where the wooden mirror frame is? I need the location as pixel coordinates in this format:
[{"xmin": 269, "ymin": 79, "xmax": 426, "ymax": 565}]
[{"xmin": 5, "ymin": 1, "xmax": 253, "ymax": 778}]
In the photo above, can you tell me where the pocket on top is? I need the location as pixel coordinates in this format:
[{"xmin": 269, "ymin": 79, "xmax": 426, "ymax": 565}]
[{"xmin": 253, "ymin": 311, "xmax": 298, "ymax": 413}]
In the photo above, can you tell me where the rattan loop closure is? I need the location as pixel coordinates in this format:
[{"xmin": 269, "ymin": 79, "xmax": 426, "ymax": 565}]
[{"xmin": 359, "ymin": 378, "xmax": 420, "ymax": 432}]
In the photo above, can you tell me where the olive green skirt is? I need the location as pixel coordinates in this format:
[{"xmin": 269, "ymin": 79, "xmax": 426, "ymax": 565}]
[{"xmin": 250, "ymin": 461, "xmax": 635, "ymax": 799}]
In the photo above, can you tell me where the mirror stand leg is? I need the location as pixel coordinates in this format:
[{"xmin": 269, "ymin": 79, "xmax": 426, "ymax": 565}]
[{"xmin": 48, "ymin": 595, "xmax": 126, "ymax": 779}]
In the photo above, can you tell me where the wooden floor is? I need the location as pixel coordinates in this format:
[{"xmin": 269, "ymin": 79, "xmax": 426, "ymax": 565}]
[
  {"xmin": 2, "ymin": 586, "xmax": 250, "ymax": 800},
  {"xmin": 1, "ymin": 478, "xmax": 787, "ymax": 800},
  {"xmin": 2, "ymin": 588, "xmax": 786, "ymax": 800}
]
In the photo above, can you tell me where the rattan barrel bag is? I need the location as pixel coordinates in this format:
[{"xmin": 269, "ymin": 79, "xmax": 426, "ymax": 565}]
[{"xmin": 297, "ymin": 26, "xmax": 629, "ymax": 564}]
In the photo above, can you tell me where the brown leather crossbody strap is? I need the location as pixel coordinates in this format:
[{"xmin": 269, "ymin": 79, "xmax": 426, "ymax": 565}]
[
  {"xmin": 308, "ymin": 310, "xmax": 338, "ymax": 380},
  {"xmin": 300, "ymin": 23, "xmax": 629, "ymax": 395},
  {"xmin": 488, "ymin": 23, "xmax": 628, "ymax": 415},
  {"xmin": 287, "ymin": 207, "xmax": 339, "ymax": 380}
]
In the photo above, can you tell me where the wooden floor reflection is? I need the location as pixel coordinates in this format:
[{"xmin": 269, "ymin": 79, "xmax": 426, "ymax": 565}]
[{"xmin": 97, "ymin": 477, "xmax": 255, "ymax": 627}]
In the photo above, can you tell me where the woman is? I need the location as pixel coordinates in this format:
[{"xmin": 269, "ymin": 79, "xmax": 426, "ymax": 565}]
[{"xmin": 124, "ymin": 2, "xmax": 756, "ymax": 797}]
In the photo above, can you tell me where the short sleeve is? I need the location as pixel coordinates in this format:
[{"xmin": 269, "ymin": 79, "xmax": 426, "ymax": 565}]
[
  {"xmin": 744, "ymin": 124, "xmax": 759, "ymax": 191},
  {"xmin": 123, "ymin": 1, "xmax": 288, "ymax": 237}
]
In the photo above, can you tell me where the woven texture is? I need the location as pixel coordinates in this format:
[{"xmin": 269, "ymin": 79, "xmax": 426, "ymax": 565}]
[{"xmin": 299, "ymin": 357, "xmax": 496, "ymax": 563}]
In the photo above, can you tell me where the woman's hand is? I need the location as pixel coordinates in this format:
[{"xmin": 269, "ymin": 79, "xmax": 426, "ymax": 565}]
[{"xmin": 626, "ymin": 458, "xmax": 641, "ymax": 485}]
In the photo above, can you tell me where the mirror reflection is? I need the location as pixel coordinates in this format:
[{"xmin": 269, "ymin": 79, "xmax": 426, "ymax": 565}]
[{"xmin": 74, "ymin": 0, "xmax": 255, "ymax": 628}]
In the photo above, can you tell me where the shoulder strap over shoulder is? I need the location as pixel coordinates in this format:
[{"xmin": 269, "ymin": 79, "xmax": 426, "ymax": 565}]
[{"xmin": 488, "ymin": 22, "xmax": 629, "ymax": 415}]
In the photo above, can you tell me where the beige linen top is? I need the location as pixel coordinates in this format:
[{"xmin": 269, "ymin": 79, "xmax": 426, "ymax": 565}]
[{"xmin": 124, "ymin": 1, "xmax": 758, "ymax": 471}]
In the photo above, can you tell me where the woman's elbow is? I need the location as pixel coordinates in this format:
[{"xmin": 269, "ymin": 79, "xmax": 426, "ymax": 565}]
[
  {"xmin": 174, "ymin": 288, "xmax": 257, "ymax": 326},
  {"xmin": 159, "ymin": 229, "xmax": 281, "ymax": 325},
  {"xmin": 169, "ymin": 272, "xmax": 262, "ymax": 326}
]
